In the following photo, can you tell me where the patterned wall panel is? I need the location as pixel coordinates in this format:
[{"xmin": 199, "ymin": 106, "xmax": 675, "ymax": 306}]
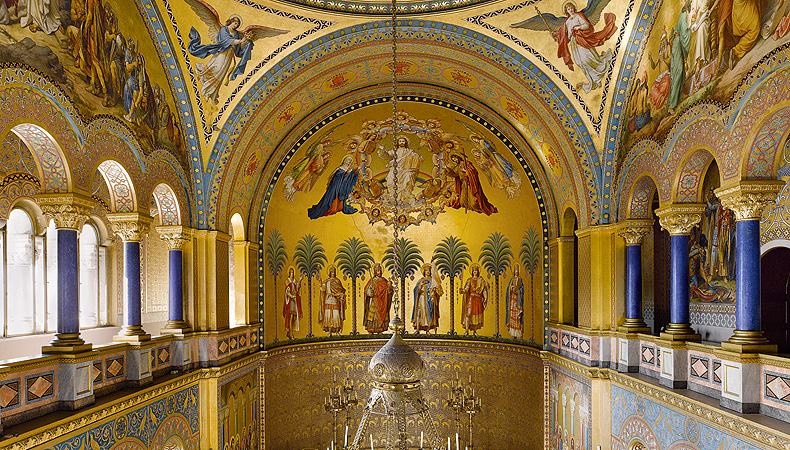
[
  {"xmin": 264, "ymin": 340, "xmax": 542, "ymax": 450},
  {"xmin": 611, "ymin": 381, "xmax": 772, "ymax": 450},
  {"xmin": 9, "ymin": 381, "xmax": 200, "ymax": 450}
]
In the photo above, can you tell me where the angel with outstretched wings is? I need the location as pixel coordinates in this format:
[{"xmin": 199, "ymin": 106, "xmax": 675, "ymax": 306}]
[
  {"xmin": 511, "ymin": 0, "xmax": 617, "ymax": 92},
  {"xmin": 184, "ymin": 0, "xmax": 287, "ymax": 104}
]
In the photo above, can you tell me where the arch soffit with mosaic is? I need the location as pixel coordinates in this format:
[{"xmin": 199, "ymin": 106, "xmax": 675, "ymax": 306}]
[
  {"xmin": 9, "ymin": 123, "xmax": 72, "ymax": 194},
  {"xmin": 237, "ymin": 85, "xmax": 567, "ymax": 241},
  {"xmin": 671, "ymin": 148, "xmax": 716, "ymax": 204},
  {"xmin": 616, "ymin": 141, "xmax": 670, "ymax": 221},
  {"xmin": 206, "ymin": 21, "xmax": 600, "ymax": 218},
  {"xmin": 144, "ymin": 149, "xmax": 194, "ymax": 227},
  {"xmin": 626, "ymin": 174, "xmax": 659, "ymax": 220},
  {"xmin": 97, "ymin": 160, "xmax": 139, "ymax": 214},
  {"xmin": 740, "ymin": 103, "xmax": 790, "ymax": 180}
]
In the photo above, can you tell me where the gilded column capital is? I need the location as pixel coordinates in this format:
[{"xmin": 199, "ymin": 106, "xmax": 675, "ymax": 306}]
[
  {"xmin": 157, "ymin": 225, "xmax": 192, "ymax": 251},
  {"xmin": 35, "ymin": 192, "xmax": 96, "ymax": 230},
  {"xmin": 715, "ymin": 180, "xmax": 786, "ymax": 221},
  {"xmin": 655, "ymin": 204, "xmax": 705, "ymax": 236},
  {"xmin": 617, "ymin": 219, "xmax": 654, "ymax": 245},
  {"xmin": 107, "ymin": 213, "xmax": 153, "ymax": 242}
]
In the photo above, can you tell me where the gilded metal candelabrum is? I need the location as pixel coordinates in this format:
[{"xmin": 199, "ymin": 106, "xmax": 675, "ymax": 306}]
[
  {"xmin": 325, "ymin": 373, "xmax": 359, "ymax": 449},
  {"xmin": 446, "ymin": 374, "xmax": 481, "ymax": 450}
]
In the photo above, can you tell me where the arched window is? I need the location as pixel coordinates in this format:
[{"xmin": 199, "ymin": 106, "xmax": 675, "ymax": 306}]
[
  {"xmin": 1, "ymin": 208, "xmax": 110, "ymax": 337},
  {"xmin": 4, "ymin": 208, "xmax": 46, "ymax": 335},
  {"xmin": 229, "ymin": 226, "xmax": 237, "ymax": 327},
  {"xmin": 80, "ymin": 222, "xmax": 107, "ymax": 328}
]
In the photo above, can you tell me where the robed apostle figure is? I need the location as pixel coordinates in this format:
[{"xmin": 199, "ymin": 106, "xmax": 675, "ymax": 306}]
[
  {"xmin": 363, "ymin": 263, "xmax": 394, "ymax": 333},
  {"xmin": 461, "ymin": 264, "xmax": 489, "ymax": 335},
  {"xmin": 412, "ymin": 263, "xmax": 443, "ymax": 333},
  {"xmin": 283, "ymin": 267, "xmax": 303, "ymax": 340},
  {"xmin": 317, "ymin": 265, "xmax": 346, "ymax": 335}
]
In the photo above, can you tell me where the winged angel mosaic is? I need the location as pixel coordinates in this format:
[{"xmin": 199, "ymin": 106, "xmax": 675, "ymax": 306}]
[
  {"xmin": 184, "ymin": 0, "xmax": 287, "ymax": 104},
  {"xmin": 282, "ymin": 112, "xmax": 523, "ymax": 228},
  {"xmin": 511, "ymin": 0, "xmax": 616, "ymax": 93}
]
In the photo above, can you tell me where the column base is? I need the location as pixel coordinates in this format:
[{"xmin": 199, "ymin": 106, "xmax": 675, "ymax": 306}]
[
  {"xmin": 42, "ymin": 333, "xmax": 93, "ymax": 354},
  {"xmin": 618, "ymin": 318, "xmax": 651, "ymax": 335},
  {"xmin": 160, "ymin": 320, "xmax": 191, "ymax": 335},
  {"xmin": 721, "ymin": 330, "xmax": 777, "ymax": 354},
  {"xmin": 660, "ymin": 323, "xmax": 701, "ymax": 341},
  {"xmin": 114, "ymin": 325, "xmax": 151, "ymax": 342}
]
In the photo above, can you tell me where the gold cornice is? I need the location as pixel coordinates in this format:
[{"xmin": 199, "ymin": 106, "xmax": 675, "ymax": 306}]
[
  {"xmin": 608, "ymin": 371, "xmax": 790, "ymax": 448},
  {"xmin": 715, "ymin": 180, "xmax": 786, "ymax": 221},
  {"xmin": 655, "ymin": 204, "xmax": 705, "ymax": 235},
  {"xmin": 264, "ymin": 338, "xmax": 543, "ymax": 361}
]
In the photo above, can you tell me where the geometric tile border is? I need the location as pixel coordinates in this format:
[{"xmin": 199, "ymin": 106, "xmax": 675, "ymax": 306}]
[
  {"xmin": 712, "ymin": 360, "xmax": 722, "ymax": 385},
  {"xmin": 579, "ymin": 338, "xmax": 591, "ymax": 355},
  {"xmin": 218, "ymin": 338, "xmax": 229, "ymax": 356}
]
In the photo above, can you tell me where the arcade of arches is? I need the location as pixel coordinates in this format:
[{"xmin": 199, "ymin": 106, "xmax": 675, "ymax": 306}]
[{"xmin": 2, "ymin": 0, "xmax": 790, "ymax": 448}]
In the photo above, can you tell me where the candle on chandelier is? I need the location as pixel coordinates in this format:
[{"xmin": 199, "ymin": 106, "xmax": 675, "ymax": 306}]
[
  {"xmin": 370, "ymin": 434, "xmax": 374, "ymax": 450},
  {"xmin": 345, "ymin": 425, "xmax": 349, "ymax": 447},
  {"xmin": 421, "ymin": 431, "xmax": 424, "ymax": 448}
]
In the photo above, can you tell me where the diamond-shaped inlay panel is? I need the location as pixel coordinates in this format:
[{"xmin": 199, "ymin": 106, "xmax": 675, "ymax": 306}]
[
  {"xmin": 561, "ymin": 333, "xmax": 570, "ymax": 348},
  {"xmin": 230, "ymin": 337, "xmax": 238, "ymax": 350},
  {"xmin": 713, "ymin": 360, "xmax": 722, "ymax": 384},
  {"xmin": 570, "ymin": 336, "xmax": 579, "ymax": 350},
  {"xmin": 240, "ymin": 335, "xmax": 247, "ymax": 347},
  {"xmin": 766, "ymin": 372, "xmax": 790, "ymax": 402},
  {"xmin": 0, "ymin": 380, "xmax": 19, "ymax": 408},
  {"xmin": 158, "ymin": 347, "xmax": 170, "ymax": 364},
  {"xmin": 641, "ymin": 346, "xmax": 655, "ymax": 365},
  {"xmin": 690, "ymin": 356, "xmax": 709, "ymax": 380},
  {"xmin": 251, "ymin": 333, "xmax": 258, "ymax": 343},
  {"xmin": 579, "ymin": 339, "xmax": 590, "ymax": 355},
  {"xmin": 26, "ymin": 373, "xmax": 53, "ymax": 401},
  {"xmin": 550, "ymin": 331, "xmax": 559, "ymax": 344},
  {"xmin": 107, "ymin": 356, "xmax": 124, "ymax": 379},
  {"xmin": 219, "ymin": 339, "xmax": 229, "ymax": 355}
]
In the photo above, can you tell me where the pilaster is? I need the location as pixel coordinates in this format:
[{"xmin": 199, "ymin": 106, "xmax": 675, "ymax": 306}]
[
  {"xmin": 192, "ymin": 230, "xmax": 231, "ymax": 331},
  {"xmin": 555, "ymin": 237, "xmax": 575, "ymax": 325}
]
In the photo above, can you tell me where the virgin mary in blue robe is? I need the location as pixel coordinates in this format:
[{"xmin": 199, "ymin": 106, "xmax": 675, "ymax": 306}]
[{"xmin": 307, "ymin": 157, "xmax": 360, "ymax": 219}]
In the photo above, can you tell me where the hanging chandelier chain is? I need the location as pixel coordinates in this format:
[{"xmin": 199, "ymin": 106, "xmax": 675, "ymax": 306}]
[{"xmin": 390, "ymin": 0, "xmax": 401, "ymax": 319}]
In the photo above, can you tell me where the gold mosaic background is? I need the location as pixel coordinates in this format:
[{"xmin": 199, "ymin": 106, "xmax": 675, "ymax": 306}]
[{"xmin": 263, "ymin": 339, "xmax": 543, "ymax": 449}]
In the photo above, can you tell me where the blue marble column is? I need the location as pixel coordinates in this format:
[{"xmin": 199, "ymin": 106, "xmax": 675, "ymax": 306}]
[
  {"xmin": 123, "ymin": 241, "xmax": 143, "ymax": 334},
  {"xmin": 656, "ymin": 205, "xmax": 704, "ymax": 341},
  {"xmin": 37, "ymin": 193, "xmax": 94, "ymax": 353},
  {"xmin": 716, "ymin": 181, "xmax": 785, "ymax": 353},
  {"xmin": 169, "ymin": 249, "xmax": 183, "ymax": 323},
  {"xmin": 109, "ymin": 213, "xmax": 152, "ymax": 342},
  {"xmin": 158, "ymin": 226, "xmax": 191, "ymax": 334},
  {"xmin": 618, "ymin": 221, "xmax": 652, "ymax": 333}
]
